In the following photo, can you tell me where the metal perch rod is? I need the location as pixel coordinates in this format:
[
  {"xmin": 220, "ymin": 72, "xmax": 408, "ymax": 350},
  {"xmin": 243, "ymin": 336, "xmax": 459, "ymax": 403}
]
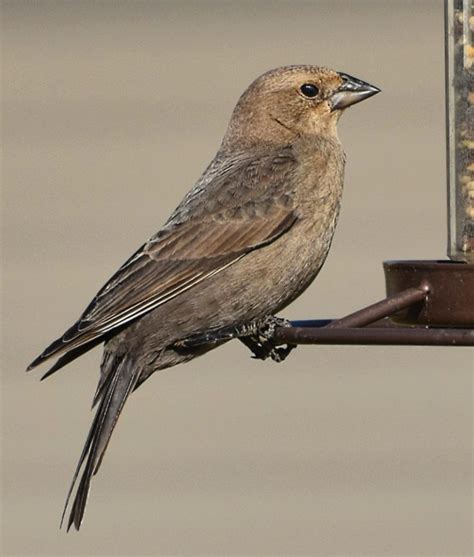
[
  {"xmin": 274, "ymin": 325, "xmax": 474, "ymax": 347},
  {"xmin": 272, "ymin": 286, "xmax": 474, "ymax": 347}
]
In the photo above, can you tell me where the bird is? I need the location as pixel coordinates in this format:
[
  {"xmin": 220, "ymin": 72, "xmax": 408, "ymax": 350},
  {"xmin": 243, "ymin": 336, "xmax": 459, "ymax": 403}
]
[{"xmin": 27, "ymin": 65, "xmax": 380, "ymax": 530}]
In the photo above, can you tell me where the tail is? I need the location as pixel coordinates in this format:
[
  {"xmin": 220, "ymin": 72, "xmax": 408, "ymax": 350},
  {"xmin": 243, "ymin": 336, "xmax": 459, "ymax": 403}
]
[{"xmin": 61, "ymin": 353, "xmax": 140, "ymax": 531}]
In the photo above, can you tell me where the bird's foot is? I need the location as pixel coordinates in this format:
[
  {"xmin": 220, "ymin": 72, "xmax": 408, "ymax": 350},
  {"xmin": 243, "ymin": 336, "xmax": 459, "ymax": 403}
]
[
  {"xmin": 237, "ymin": 315, "xmax": 296, "ymax": 363},
  {"xmin": 173, "ymin": 315, "xmax": 296, "ymax": 362}
]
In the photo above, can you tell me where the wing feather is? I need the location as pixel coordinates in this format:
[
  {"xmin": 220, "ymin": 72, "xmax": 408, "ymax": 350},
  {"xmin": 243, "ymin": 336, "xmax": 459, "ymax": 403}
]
[{"xmin": 28, "ymin": 148, "xmax": 299, "ymax": 369}]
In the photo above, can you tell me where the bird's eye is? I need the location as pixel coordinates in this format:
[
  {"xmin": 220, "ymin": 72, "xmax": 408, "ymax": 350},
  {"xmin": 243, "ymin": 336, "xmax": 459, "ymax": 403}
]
[{"xmin": 300, "ymin": 83, "xmax": 319, "ymax": 98}]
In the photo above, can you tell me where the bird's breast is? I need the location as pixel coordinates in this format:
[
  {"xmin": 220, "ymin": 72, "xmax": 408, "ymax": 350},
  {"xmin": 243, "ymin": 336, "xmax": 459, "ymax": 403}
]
[{"xmin": 262, "ymin": 140, "xmax": 345, "ymax": 309}]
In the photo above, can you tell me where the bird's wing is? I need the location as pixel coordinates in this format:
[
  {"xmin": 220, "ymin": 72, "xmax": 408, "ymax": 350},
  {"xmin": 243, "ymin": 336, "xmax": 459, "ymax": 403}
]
[{"xmin": 28, "ymin": 149, "xmax": 299, "ymax": 369}]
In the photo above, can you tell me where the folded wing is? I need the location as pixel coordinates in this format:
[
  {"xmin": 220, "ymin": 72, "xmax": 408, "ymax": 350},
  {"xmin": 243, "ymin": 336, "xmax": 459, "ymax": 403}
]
[{"xmin": 28, "ymin": 148, "xmax": 299, "ymax": 371}]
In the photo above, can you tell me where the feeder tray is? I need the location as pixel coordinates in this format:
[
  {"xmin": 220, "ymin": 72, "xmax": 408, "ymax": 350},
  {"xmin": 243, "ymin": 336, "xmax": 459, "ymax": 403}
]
[{"xmin": 384, "ymin": 260, "xmax": 474, "ymax": 327}]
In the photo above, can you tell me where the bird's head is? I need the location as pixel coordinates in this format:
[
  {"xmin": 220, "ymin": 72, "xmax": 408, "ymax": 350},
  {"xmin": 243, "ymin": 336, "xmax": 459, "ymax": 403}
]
[{"xmin": 223, "ymin": 65, "xmax": 380, "ymax": 149}]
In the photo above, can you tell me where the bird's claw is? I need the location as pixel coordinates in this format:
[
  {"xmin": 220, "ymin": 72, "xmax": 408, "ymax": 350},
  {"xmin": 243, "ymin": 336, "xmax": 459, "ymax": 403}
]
[
  {"xmin": 173, "ymin": 315, "xmax": 296, "ymax": 363},
  {"xmin": 238, "ymin": 316, "xmax": 296, "ymax": 362}
]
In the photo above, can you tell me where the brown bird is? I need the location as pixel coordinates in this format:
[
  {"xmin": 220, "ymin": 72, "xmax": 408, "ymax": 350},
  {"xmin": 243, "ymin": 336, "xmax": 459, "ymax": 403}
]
[{"xmin": 28, "ymin": 65, "xmax": 379, "ymax": 530}]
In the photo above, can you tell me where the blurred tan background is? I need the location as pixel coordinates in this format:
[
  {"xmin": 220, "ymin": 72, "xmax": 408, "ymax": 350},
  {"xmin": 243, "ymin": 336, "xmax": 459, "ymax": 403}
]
[{"xmin": 2, "ymin": 1, "xmax": 473, "ymax": 555}]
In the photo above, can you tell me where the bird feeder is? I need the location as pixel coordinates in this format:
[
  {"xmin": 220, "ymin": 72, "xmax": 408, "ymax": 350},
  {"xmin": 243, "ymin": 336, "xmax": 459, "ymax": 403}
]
[
  {"xmin": 447, "ymin": 0, "xmax": 474, "ymax": 263},
  {"xmin": 272, "ymin": 0, "xmax": 474, "ymax": 349}
]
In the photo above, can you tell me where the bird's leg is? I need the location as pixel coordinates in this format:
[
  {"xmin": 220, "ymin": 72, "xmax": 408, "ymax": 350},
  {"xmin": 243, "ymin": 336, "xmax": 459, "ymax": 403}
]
[
  {"xmin": 237, "ymin": 315, "xmax": 296, "ymax": 362},
  {"xmin": 173, "ymin": 326, "xmax": 239, "ymax": 350},
  {"xmin": 173, "ymin": 315, "xmax": 296, "ymax": 363}
]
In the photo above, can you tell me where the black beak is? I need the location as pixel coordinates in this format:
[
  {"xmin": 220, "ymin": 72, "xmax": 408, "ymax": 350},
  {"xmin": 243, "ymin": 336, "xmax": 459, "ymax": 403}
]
[{"xmin": 329, "ymin": 72, "xmax": 380, "ymax": 111}]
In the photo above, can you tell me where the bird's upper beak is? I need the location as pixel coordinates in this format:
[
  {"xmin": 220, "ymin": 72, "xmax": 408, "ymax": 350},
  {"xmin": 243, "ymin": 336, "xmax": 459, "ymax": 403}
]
[{"xmin": 329, "ymin": 73, "xmax": 380, "ymax": 111}]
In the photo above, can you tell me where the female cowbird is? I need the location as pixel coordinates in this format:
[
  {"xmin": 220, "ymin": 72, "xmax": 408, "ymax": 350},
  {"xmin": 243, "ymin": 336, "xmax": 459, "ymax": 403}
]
[{"xmin": 28, "ymin": 65, "xmax": 379, "ymax": 530}]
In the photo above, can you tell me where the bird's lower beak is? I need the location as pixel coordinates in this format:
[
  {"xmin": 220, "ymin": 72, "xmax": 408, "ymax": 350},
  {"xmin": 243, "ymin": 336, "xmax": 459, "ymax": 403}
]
[{"xmin": 329, "ymin": 72, "xmax": 380, "ymax": 111}]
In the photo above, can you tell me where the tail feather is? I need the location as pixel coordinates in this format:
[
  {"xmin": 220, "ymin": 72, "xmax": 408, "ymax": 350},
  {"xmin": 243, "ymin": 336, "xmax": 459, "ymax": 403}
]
[
  {"xmin": 91, "ymin": 351, "xmax": 116, "ymax": 409},
  {"xmin": 61, "ymin": 355, "xmax": 140, "ymax": 531}
]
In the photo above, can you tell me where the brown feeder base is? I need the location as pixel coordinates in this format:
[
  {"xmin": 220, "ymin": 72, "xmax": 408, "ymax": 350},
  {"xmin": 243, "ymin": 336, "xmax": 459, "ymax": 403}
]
[
  {"xmin": 384, "ymin": 260, "xmax": 474, "ymax": 327},
  {"xmin": 272, "ymin": 260, "xmax": 474, "ymax": 347}
]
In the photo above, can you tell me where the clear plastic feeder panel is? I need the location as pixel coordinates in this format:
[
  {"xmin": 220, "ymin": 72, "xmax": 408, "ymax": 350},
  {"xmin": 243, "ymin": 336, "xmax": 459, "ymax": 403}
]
[{"xmin": 446, "ymin": 0, "xmax": 474, "ymax": 262}]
